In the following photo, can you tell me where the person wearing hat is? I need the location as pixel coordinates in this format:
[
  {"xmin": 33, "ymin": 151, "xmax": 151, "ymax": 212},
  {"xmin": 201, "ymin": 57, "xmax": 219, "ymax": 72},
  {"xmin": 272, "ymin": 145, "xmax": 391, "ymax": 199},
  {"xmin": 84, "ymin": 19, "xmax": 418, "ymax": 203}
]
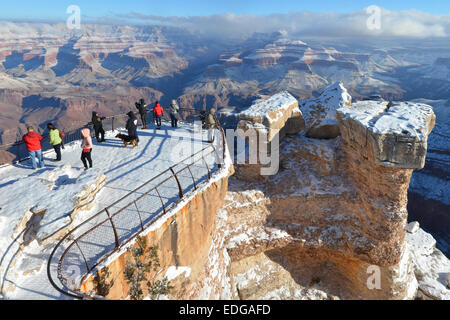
[
  {"xmin": 135, "ymin": 98, "xmax": 148, "ymax": 129},
  {"xmin": 169, "ymin": 99, "xmax": 180, "ymax": 128}
]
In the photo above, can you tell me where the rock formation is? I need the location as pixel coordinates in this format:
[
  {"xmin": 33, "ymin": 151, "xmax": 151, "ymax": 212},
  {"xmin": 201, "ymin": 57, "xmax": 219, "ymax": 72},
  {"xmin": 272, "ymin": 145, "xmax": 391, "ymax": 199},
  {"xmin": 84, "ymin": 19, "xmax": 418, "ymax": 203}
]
[
  {"xmin": 337, "ymin": 101, "xmax": 436, "ymax": 169},
  {"xmin": 9, "ymin": 165, "xmax": 106, "ymax": 246},
  {"xmin": 58, "ymin": 88, "xmax": 448, "ymax": 301},
  {"xmin": 299, "ymin": 82, "xmax": 352, "ymax": 139},
  {"xmin": 234, "ymin": 91, "xmax": 305, "ymax": 181},
  {"xmin": 215, "ymin": 90, "xmax": 448, "ymax": 300},
  {"xmin": 406, "ymin": 222, "xmax": 450, "ymax": 300}
]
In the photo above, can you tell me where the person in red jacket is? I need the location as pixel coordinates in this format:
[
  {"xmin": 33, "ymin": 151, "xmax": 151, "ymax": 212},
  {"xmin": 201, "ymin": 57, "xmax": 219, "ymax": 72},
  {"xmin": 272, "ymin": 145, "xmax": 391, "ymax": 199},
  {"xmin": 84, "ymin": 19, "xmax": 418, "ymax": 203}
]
[
  {"xmin": 22, "ymin": 126, "xmax": 45, "ymax": 169},
  {"xmin": 153, "ymin": 101, "xmax": 164, "ymax": 130}
]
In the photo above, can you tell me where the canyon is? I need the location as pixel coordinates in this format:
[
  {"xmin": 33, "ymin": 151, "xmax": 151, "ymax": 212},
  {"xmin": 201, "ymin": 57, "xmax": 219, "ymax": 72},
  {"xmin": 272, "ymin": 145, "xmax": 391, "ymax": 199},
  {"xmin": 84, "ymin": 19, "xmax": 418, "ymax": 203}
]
[
  {"xmin": 1, "ymin": 24, "xmax": 450, "ymax": 146},
  {"xmin": 77, "ymin": 89, "xmax": 449, "ymax": 300},
  {"xmin": 0, "ymin": 21, "xmax": 448, "ymax": 299}
]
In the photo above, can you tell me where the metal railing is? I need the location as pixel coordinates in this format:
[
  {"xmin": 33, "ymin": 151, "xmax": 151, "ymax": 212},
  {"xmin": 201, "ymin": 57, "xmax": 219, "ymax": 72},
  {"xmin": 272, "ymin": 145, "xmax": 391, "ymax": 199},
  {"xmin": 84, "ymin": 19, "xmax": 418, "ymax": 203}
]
[
  {"xmin": 0, "ymin": 113, "xmax": 127, "ymax": 167},
  {"xmin": 0, "ymin": 108, "xmax": 205, "ymax": 167},
  {"xmin": 46, "ymin": 111, "xmax": 228, "ymax": 299}
]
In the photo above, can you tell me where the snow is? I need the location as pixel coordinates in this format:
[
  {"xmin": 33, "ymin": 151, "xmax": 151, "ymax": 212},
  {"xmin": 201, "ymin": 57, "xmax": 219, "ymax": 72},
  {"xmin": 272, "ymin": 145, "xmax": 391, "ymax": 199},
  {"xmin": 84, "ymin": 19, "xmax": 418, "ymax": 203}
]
[
  {"xmin": 164, "ymin": 266, "xmax": 191, "ymax": 281},
  {"xmin": 406, "ymin": 224, "xmax": 450, "ymax": 300},
  {"xmin": 226, "ymin": 226, "xmax": 292, "ymax": 250},
  {"xmin": 300, "ymin": 82, "xmax": 352, "ymax": 128},
  {"xmin": 407, "ymin": 222, "xmax": 420, "ymax": 234},
  {"xmin": 246, "ymin": 52, "xmax": 282, "ymax": 60},
  {"xmin": 338, "ymin": 101, "xmax": 435, "ymax": 140},
  {"xmin": 239, "ymin": 91, "xmax": 297, "ymax": 124},
  {"xmin": 0, "ymin": 121, "xmax": 222, "ymax": 300},
  {"xmin": 196, "ymin": 207, "xmax": 235, "ymax": 300}
]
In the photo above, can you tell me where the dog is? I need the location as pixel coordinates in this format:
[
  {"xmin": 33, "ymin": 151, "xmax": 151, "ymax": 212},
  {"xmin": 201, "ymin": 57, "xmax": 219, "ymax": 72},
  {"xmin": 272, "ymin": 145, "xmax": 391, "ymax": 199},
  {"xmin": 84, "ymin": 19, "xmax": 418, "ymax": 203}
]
[{"xmin": 115, "ymin": 133, "xmax": 138, "ymax": 148}]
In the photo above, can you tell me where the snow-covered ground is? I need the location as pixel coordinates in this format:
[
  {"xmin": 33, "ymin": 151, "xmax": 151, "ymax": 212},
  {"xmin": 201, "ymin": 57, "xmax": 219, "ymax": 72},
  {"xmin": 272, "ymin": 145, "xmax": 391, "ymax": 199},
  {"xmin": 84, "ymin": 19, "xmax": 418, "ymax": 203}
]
[{"xmin": 0, "ymin": 121, "xmax": 219, "ymax": 300}]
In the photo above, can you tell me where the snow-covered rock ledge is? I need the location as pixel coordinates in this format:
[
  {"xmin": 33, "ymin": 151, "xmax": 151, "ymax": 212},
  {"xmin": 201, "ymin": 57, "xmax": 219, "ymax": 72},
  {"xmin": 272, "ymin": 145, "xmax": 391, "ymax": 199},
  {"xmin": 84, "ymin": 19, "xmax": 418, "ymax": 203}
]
[
  {"xmin": 406, "ymin": 222, "xmax": 450, "ymax": 300},
  {"xmin": 0, "ymin": 165, "xmax": 106, "ymax": 295},
  {"xmin": 0, "ymin": 165, "xmax": 106, "ymax": 251},
  {"xmin": 238, "ymin": 91, "xmax": 305, "ymax": 142},
  {"xmin": 337, "ymin": 101, "xmax": 436, "ymax": 169},
  {"xmin": 299, "ymin": 81, "xmax": 352, "ymax": 139}
]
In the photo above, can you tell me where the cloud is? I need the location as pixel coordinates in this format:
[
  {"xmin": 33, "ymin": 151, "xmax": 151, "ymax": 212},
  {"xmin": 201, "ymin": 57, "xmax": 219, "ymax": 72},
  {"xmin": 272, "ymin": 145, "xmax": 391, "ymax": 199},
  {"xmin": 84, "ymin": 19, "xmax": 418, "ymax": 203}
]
[{"xmin": 118, "ymin": 7, "xmax": 450, "ymax": 39}]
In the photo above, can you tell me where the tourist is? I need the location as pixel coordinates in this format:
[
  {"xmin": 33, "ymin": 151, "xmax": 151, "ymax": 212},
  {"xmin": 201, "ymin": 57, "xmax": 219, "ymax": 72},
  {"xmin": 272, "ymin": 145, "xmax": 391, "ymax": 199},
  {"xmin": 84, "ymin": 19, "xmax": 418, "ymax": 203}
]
[
  {"xmin": 135, "ymin": 99, "xmax": 148, "ymax": 129},
  {"xmin": 169, "ymin": 99, "xmax": 180, "ymax": 128},
  {"xmin": 47, "ymin": 123, "xmax": 62, "ymax": 162},
  {"xmin": 205, "ymin": 108, "xmax": 216, "ymax": 143},
  {"xmin": 126, "ymin": 111, "xmax": 139, "ymax": 144},
  {"xmin": 153, "ymin": 101, "xmax": 164, "ymax": 130},
  {"xmin": 91, "ymin": 111, "xmax": 106, "ymax": 143},
  {"xmin": 22, "ymin": 126, "xmax": 45, "ymax": 169},
  {"xmin": 80, "ymin": 128, "xmax": 93, "ymax": 170}
]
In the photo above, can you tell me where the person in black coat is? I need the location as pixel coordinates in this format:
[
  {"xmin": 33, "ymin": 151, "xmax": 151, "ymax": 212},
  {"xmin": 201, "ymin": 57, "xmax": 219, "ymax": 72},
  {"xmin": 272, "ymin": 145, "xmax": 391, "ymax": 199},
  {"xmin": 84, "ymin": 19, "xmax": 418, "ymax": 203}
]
[
  {"xmin": 126, "ymin": 111, "xmax": 139, "ymax": 144},
  {"xmin": 91, "ymin": 111, "xmax": 106, "ymax": 143},
  {"xmin": 135, "ymin": 99, "xmax": 148, "ymax": 129}
]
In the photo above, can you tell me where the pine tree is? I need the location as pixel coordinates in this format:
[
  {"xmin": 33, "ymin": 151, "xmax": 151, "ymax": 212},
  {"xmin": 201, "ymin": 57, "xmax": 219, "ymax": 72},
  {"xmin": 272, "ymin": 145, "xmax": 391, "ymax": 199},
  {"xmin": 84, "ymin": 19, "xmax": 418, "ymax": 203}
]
[{"xmin": 123, "ymin": 236, "xmax": 172, "ymax": 300}]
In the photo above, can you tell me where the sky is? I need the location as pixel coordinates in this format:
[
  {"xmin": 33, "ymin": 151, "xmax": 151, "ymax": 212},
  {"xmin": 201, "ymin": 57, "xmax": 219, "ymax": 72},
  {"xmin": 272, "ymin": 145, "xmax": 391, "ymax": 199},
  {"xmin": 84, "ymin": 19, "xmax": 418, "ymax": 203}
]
[
  {"xmin": 0, "ymin": 1, "xmax": 449, "ymax": 39},
  {"xmin": 0, "ymin": 0, "xmax": 448, "ymax": 22}
]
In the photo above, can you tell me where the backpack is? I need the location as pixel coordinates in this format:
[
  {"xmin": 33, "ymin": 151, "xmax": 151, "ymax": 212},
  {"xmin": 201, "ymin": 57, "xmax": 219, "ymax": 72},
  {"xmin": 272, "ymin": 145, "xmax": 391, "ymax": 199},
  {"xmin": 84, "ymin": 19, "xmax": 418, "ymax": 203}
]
[{"xmin": 59, "ymin": 131, "xmax": 66, "ymax": 148}]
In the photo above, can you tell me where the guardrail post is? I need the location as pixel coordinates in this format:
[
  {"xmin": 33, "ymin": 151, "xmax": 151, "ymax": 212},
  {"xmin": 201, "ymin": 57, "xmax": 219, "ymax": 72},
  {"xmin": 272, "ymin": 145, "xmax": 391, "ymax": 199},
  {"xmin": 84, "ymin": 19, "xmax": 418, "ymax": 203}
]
[
  {"xmin": 74, "ymin": 239, "xmax": 91, "ymax": 274},
  {"xmin": 170, "ymin": 167, "xmax": 183, "ymax": 198},
  {"xmin": 112, "ymin": 117, "xmax": 115, "ymax": 132},
  {"xmin": 202, "ymin": 155, "xmax": 211, "ymax": 180},
  {"xmin": 186, "ymin": 164, "xmax": 197, "ymax": 190},
  {"xmin": 213, "ymin": 115, "xmax": 225, "ymax": 169},
  {"xmin": 134, "ymin": 201, "xmax": 144, "ymax": 231},
  {"xmin": 155, "ymin": 187, "xmax": 166, "ymax": 214},
  {"xmin": 105, "ymin": 209, "xmax": 120, "ymax": 248},
  {"xmin": 15, "ymin": 140, "xmax": 20, "ymax": 162}
]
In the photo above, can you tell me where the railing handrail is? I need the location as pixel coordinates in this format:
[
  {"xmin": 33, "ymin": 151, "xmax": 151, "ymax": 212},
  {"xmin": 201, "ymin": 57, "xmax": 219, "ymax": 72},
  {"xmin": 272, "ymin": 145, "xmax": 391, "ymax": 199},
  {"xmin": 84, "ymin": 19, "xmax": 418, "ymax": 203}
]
[
  {"xmin": 47, "ymin": 112, "xmax": 228, "ymax": 300},
  {"xmin": 0, "ymin": 111, "xmax": 139, "ymax": 149},
  {"xmin": 0, "ymin": 108, "xmax": 207, "ymax": 167},
  {"xmin": 1, "ymin": 107, "xmax": 203, "ymax": 148}
]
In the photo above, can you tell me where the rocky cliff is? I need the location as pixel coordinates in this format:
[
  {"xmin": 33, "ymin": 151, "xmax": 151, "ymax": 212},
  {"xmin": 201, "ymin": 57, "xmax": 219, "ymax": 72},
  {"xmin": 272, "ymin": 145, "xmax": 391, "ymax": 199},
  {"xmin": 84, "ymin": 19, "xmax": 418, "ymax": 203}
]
[
  {"xmin": 44, "ymin": 87, "xmax": 449, "ymax": 301},
  {"xmin": 212, "ymin": 88, "xmax": 449, "ymax": 300}
]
